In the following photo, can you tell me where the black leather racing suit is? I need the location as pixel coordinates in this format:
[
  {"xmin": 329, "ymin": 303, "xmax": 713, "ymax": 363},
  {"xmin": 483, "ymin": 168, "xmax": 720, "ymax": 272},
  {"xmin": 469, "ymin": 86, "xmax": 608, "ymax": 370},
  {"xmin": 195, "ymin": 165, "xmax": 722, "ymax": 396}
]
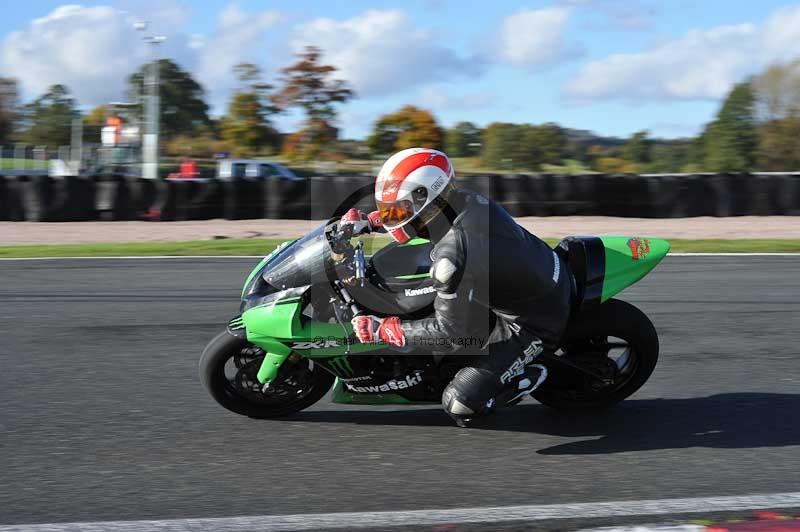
[{"xmin": 400, "ymin": 189, "xmax": 572, "ymax": 414}]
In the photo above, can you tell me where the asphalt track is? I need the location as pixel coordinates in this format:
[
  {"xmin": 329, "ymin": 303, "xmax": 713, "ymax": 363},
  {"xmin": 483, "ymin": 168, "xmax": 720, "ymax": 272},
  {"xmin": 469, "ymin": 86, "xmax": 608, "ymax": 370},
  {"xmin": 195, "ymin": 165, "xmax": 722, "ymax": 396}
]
[{"xmin": 2, "ymin": 256, "xmax": 800, "ymax": 529}]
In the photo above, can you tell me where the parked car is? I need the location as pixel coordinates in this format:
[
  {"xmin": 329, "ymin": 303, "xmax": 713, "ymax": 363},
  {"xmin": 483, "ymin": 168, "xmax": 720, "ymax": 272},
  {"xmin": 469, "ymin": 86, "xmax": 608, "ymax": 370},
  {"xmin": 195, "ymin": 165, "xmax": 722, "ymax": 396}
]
[{"xmin": 217, "ymin": 160, "xmax": 302, "ymax": 181}]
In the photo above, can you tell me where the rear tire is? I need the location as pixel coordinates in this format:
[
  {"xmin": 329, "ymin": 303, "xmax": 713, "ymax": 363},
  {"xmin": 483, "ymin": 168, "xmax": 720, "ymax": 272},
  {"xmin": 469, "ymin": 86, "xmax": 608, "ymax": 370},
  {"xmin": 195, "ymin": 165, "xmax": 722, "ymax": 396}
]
[
  {"xmin": 533, "ymin": 299, "xmax": 658, "ymax": 411},
  {"xmin": 200, "ymin": 331, "xmax": 334, "ymax": 418}
]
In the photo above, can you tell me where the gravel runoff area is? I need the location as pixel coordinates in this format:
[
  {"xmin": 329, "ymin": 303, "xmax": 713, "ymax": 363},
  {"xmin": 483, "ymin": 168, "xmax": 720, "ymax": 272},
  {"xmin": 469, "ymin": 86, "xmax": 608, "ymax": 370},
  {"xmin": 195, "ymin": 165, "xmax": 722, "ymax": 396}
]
[{"xmin": 1, "ymin": 216, "xmax": 799, "ymax": 245}]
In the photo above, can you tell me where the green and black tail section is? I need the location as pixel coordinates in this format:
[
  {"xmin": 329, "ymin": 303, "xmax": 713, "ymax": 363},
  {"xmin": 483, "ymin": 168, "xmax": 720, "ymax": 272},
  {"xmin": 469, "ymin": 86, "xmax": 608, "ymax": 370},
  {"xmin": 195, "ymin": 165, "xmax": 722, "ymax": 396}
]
[{"xmin": 558, "ymin": 236, "xmax": 670, "ymax": 311}]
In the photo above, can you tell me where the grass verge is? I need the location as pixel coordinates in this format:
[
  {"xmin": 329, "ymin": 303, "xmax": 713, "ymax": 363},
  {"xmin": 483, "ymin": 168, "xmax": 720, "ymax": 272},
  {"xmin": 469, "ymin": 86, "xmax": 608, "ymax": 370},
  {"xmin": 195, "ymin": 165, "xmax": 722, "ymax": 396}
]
[{"xmin": 0, "ymin": 238, "xmax": 799, "ymax": 258}]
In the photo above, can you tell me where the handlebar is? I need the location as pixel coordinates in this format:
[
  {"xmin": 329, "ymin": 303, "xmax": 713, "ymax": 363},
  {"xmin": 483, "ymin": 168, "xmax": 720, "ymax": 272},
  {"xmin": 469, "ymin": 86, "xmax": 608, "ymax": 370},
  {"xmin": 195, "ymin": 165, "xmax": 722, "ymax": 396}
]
[
  {"xmin": 334, "ymin": 280, "xmax": 364, "ymax": 318},
  {"xmin": 353, "ymin": 241, "xmax": 366, "ymax": 284},
  {"xmin": 327, "ymin": 221, "xmax": 368, "ymax": 320}
]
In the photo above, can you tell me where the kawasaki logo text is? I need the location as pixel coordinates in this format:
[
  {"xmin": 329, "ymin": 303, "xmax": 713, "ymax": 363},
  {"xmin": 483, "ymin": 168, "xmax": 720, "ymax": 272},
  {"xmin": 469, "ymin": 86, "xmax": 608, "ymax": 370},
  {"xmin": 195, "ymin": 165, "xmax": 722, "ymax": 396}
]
[{"xmin": 346, "ymin": 373, "xmax": 422, "ymax": 393}]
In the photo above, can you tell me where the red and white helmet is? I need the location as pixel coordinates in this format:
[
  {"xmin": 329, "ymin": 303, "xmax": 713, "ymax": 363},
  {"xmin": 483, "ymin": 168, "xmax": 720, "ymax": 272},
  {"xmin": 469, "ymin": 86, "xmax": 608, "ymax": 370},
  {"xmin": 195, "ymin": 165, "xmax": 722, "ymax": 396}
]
[{"xmin": 374, "ymin": 148, "xmax": 455, "ymax": 243}]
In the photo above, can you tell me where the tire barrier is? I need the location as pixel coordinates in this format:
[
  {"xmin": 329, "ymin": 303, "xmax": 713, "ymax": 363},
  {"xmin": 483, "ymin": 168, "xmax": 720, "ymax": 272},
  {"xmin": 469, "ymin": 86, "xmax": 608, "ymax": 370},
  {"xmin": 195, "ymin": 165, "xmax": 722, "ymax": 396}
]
[
  {"xmin": 494, "ymin": 174, "xmax": 529, "ymax": 217},
  {"xmin": 222, "ymin": 178, "xmax": 264, "ymax": 220},
  {"xmin": 1, "ymin": 173, "xmax": 798, "ymax": 221},
  {"xmin": 0, "ymin": 174, "xmax": 25, "ymax": 221},
  {"xmin": 268, "ymin": 178, "xmax": 311, "ymax": 219}
]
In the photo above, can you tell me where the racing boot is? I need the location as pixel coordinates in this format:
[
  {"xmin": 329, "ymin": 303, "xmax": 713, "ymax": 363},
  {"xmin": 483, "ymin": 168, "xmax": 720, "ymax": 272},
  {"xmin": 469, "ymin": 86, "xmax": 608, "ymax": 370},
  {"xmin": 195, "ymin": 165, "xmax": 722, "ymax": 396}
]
[
  {"xmin": 441, "ymin": 365, "xmax": 548, "ymax": 427},
  {"xmin": 494, "ymin": 364, "xmax": 548, "ymax": 408}
]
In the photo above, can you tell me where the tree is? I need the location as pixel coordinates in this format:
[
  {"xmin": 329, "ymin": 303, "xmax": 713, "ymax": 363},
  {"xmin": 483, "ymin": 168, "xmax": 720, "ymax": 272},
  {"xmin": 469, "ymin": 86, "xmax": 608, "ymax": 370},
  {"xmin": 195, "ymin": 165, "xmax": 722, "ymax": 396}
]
[
  {"xmin": 273, "ymin": 46, "xmax": 354, "ymax": 158},
  {"xmin": 0, "ymin": 77, "xmax": 19, "ymax": 144},
  {"xmin": 753, "ymin": 60, "xmax": 800, "ymax": 123},
  {"xmin": 127, "ymin": 59, "xmax": 210, "ymax": 140},
  {"xmin": 594, "ymin": 156, "xmax": 639, "ymax": 174},
  {"xmin": 527, "ymin": 123, "xmax": 567, "ymax": 166},
  {"xmin": 753, "ymin": 60, "xmax": 800, "ymax": 170},
  {"xmin": 220, "ymin": 63, "xmax": 280, "ymax": 156},
  {"xmin": 367, "ymin": 105, "xmax": 443, "ymax": 154},
  {"xmin": 445, "ymin": 121, "xmax": 482, "ymax": 157},
  {"xmin": 682, "ymin": 131, "xmax": 707, "ymax": 172},
  {"xmin": 480, "ymin": 122, "xmax": 566, "ymax": 171},
  {"xmin": 648, "ymin": 140, "xmax": 691, "ymax": 173},
  {"xmin": 83, "ymin": 105, "xmax": 107, "ymax": 126},
  {"xmin": 20, "ymin": 84, "xmax": 79, "ymax": 147},
  {"xmin": 703, "ymin": 82, "xmax": 757, "ymax": 172},
  {"xmin": 621, "ymin": 130, "xmax": 654, "ymax": 165},
  {"xmin": 481, "ymin": 122, "xmax": 522, "ymax": 170},
  {"xmin": 82, "ymin": 104, "xmax": 108, "ymax": 143}
]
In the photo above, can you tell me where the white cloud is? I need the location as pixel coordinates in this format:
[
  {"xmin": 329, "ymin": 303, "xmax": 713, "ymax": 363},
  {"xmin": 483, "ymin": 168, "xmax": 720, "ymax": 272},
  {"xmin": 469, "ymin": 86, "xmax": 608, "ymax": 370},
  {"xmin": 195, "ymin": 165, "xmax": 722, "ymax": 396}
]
[
  {"xmin": 564, "ymin": 5, "xmax": 800, "ymax": 103},
  {"xmin": 418, "ymin": 86, "xmax": 494, "ymax": 110},
  {"xmin": 559, "ymin": 0, "xmax": 656, "ymax": 30},
  {"xmin": 761, "ymin": 4, "xmax": 800, "ymax": 58},
  {"xmin": 194, "ymin": 4, "xmax": 281, "ymax": 106},
  {"xmin": 1, "ymin": 5, "xmax": 150, "ymax": 105},
  {"xmin": 292, "ymin": 9, "xmax": 482, "ymax": 97},
  {"xmin": 1, "ymin": 3, "xmax": 280, "ymax": 111},
  {"xmin": 495, "ymin": 8, "xmax": 577, "ymax": 70}
]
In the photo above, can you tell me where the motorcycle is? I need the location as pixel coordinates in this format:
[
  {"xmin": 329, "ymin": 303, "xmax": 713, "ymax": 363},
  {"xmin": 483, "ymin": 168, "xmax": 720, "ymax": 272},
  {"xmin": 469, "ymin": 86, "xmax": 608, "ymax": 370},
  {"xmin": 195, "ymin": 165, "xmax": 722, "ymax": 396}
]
[{"xmin": 200, "ymin": 218, "xmax": 669, "ymax": 418}]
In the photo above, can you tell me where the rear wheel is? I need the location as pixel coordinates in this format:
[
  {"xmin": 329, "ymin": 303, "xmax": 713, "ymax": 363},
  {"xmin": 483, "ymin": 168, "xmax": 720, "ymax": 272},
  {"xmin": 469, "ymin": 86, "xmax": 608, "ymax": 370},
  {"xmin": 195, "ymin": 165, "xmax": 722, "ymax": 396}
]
[
  {"xmin": 200, "ymin": 331, "xmax": 334, "ymax": 418},
  {"xmin": 533, "ymin": 299, "xmax": 658, "ymax": 410}
]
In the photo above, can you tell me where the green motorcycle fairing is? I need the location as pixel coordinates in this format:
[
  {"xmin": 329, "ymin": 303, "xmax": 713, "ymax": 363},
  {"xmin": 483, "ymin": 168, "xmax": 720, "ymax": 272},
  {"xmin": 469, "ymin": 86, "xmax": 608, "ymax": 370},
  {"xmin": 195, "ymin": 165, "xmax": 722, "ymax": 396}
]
[
  {"xmin": 240, "ymin": 288, "xmax": 384, "ymax": 384},
  {"xmin": 598, "ymin": 236, "xmax": 670, "ymax": 302}
]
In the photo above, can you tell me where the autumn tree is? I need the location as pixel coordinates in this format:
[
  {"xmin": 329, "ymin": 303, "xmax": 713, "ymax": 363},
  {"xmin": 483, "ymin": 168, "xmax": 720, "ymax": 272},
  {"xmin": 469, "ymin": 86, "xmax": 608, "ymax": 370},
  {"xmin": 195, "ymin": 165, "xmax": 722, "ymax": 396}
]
[
  {"xmin": 367, "ymin": 105, "xmax": 443, "ymax": 154},
  {"xmin": 272, "ymin": 46, "xmax": 354, "ymax": 159},
  {"xmin": 220, "ymin": 63, "xmax": 280, "ymax": 156},
  {"xmin": 753, "ymin": 60, "xmax": 800, "ymax": 170},
  {"xmin": 0, "ymin": 77, "xmax": 19, "ymax": 144},
  {"xmin": 127, "ymin": 59, "xmax": 210, "ymax": 140},
  {"xmin": 81, "ymin": 104, "xmax": 108, "ymax": 143}
]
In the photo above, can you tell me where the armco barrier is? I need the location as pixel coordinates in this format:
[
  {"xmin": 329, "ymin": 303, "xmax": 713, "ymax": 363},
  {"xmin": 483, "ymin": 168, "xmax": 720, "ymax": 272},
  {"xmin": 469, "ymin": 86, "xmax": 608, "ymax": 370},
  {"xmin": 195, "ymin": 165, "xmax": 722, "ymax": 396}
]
[{"xmin": 1, "ymin": 173, "xmax": 799, "ymax": 221}]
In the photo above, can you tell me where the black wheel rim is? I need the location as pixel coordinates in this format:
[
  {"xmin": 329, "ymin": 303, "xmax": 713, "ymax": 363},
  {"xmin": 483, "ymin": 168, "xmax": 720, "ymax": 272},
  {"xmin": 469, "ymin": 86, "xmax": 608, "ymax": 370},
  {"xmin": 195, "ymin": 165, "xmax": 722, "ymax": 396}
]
[
  {"xmin": 220, "ymin": 345, "xmax": 319, "ymax": 406},
  {"xmin": 548, "ymin": 334, "xmax": 640, "ymax": 402}
]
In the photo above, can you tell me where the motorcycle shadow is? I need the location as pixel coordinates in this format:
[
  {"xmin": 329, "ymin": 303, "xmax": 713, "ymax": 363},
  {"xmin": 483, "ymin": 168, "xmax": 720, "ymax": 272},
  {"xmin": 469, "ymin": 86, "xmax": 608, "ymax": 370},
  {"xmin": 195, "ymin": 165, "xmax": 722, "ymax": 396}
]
[
  {"xmin": 528, "ymin": 392, "xmax": 800, "ymax": 455},
  {"xmin": 287, "ymin": 392, "xmax": 800, "ymax": 455}
]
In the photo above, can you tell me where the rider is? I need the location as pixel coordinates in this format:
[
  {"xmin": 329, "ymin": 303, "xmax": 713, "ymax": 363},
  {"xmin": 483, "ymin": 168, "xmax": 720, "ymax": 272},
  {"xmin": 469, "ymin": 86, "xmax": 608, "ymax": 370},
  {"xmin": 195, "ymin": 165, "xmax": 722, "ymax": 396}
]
[{"xmin": 342, "ymin": 148, "xmax": 571, "ymax": 426}]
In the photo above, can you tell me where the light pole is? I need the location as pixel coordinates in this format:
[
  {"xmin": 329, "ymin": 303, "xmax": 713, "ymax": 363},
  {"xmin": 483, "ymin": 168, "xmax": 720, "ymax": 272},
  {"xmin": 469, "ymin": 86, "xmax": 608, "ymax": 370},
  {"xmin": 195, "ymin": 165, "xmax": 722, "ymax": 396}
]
[{"xmin": 135, "ymin": 21, "xmax": 165, "ymax": 180}]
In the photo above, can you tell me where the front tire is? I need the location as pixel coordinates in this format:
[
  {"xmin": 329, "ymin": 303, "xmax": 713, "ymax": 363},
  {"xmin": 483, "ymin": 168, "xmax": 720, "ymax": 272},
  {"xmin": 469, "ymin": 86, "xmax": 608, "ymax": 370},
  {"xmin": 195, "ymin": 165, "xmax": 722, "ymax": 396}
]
[
  {"xmin": 200, "ymin": 331, "xmax": 334, "ymax": 418},
  {"xmin": 533, "ymin": 299, "xmax": 658, "ymax": 411}
]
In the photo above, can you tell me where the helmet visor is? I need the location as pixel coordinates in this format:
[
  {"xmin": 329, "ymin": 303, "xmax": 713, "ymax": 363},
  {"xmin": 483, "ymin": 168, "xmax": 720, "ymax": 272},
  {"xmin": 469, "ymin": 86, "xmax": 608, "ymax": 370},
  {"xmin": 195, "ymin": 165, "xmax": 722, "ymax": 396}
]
[{"xmin": 376, "ymin": 199, "xmax": 415, "ymax": 228}]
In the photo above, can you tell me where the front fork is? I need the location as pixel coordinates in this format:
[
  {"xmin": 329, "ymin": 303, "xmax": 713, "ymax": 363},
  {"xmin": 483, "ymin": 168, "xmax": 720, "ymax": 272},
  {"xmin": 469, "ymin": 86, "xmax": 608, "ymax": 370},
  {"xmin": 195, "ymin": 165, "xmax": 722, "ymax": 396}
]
[
  {"xmin": 253, "ymin": 337, "xmax": 293, "ymax": 386},
  {"xmin": 229, "ymin": 316, "xmax": 290, "ymax": 386},
  {"xmin": 246, "ymin": 280, "xmax": 362, "ymax": 386}
]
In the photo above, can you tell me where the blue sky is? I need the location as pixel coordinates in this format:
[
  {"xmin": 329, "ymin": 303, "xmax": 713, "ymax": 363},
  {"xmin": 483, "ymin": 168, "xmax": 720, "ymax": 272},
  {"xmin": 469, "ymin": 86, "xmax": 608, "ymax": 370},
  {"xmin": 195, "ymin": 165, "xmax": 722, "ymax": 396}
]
[{"xmin": 2, "ymin": 1, "xmax": 800, "ymax": 140}]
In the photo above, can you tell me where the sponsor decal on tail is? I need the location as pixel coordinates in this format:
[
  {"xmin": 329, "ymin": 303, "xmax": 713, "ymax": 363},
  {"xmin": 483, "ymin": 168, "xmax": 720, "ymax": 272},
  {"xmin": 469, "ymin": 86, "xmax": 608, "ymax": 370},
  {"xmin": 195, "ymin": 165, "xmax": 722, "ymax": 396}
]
[{"xmin": 628, "ymin": 238, "xmax": 651, "ymax": 260}]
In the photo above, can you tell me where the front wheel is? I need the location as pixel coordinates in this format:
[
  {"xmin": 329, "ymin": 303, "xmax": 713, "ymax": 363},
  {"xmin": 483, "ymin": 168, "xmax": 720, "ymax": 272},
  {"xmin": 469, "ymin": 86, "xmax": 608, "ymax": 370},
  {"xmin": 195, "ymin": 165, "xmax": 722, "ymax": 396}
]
[
  {"xmin": 199, "ymin": 331, "xmax": 334, "ymax": 418},
  {"xmin": 533, "ymin": 299, "xmax": 658, "ymax": 411}
]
